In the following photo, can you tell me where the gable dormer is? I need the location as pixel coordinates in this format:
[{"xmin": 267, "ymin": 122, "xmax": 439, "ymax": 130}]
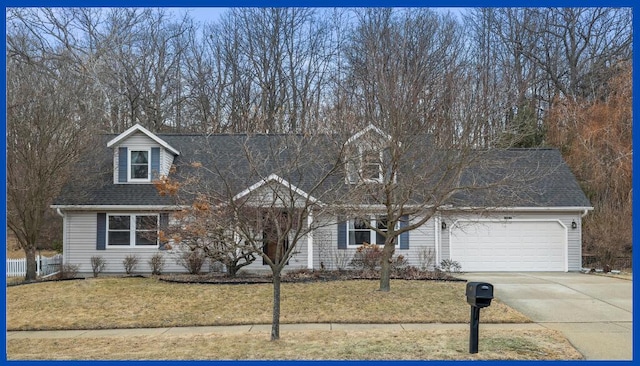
[
  {"xmin": 344, "ymin": 124, "xmax": 393, "ymax": 184},
  {"xmin": 107, "ymin": 124, "xmax": 180, "ymax": 184}
]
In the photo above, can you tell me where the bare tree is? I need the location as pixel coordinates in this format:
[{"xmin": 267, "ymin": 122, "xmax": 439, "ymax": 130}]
[
  {"xmin": 155, "ymin": 132, "xmax": 346, "ymax": 340},
  {"xmin": 336, "ymin": 8, "xmax": 551, "ymax": 292},
  {"xmin": 6, "ymin": 23, "xmax": 100, "ymax": 280}
]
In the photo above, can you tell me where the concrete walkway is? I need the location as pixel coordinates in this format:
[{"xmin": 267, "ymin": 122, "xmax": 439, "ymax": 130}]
[{"xmin": 460, "ymin": 272, "xmax": 633, "ymax": 360}]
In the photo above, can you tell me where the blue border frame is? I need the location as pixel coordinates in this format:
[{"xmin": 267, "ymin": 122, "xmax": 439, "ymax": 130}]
[{"xmin": 2, "ymin": 2, "xmax": 637, "ymax": 365}]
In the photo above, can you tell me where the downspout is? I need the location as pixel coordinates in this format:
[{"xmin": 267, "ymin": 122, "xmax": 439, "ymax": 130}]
[
  {"xmin": 307, "ymin": 210, "xmax": 314, "ymax": 270},
  {"xmin": 434, "ymin": 215, "xmax": 440, "ymax": 267},
  {"xmin": 55, "ymin": 208, "xmax": 67, "ymax": 265}
]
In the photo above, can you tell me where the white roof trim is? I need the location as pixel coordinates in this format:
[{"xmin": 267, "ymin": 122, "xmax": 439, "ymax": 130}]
[
  {"xmin": 106, "ymin": 123, "xmax": 180, "ymax": 156},
  {"xmin": 345, "ymin": 123, "xmax": 392, "ymax": 145},
  {"xmin": 440, "ymin": 206, "xmax": 594, "ymax": 212},
  {"xmin": 51, "ymin": 205, "xmax": 188, "ymax": 211},
  {"xmin": 232, "ymin": 173, "xmax": 320, "ymax": 205}
]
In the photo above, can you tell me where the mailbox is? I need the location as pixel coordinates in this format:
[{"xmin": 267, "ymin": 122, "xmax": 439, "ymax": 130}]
[
  {"xmin": 466, "ymin": 282, "xmax": 494, "ymax": 308},
  {"xmin": 466, "ymin": 281, "xmax": 494, "ymax": 354}
]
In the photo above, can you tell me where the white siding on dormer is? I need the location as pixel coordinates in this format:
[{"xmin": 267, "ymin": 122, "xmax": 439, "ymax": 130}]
[
  {"xmin": 161, "ymin": 148, "xmax": 174, "ymax": 178},
  {"xmin": 113, "ymin": 131, "xmax": 176, "ymax": 183}
]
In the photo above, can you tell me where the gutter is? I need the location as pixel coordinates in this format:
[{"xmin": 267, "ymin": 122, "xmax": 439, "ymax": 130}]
[
  {"xmin": 439, "ymin": 206, "xmax": 594, "ymax": 212},
  {"xmin": 50, "ymin": 205, "xmax": 188, "ymax": 211}
]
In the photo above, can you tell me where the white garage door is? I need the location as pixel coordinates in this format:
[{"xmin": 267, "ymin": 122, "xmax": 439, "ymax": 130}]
[{"xmin": 450, "ymin": 220, "xmax": 567, "ymax": 272}]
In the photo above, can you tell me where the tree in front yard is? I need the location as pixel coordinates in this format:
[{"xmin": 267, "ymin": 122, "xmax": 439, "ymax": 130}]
[
  {"xmin": 156, "ymin": 133, "xmax": 346, "ymax": 341},
  {"xmin": 336, "ymin": 8, "xmax": 553, "ymax": 292}
]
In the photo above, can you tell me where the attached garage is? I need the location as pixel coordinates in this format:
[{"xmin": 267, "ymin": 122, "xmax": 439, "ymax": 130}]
[{"xmin": 450, "ymin": 219, "xmax": 567, "ymax": 272}]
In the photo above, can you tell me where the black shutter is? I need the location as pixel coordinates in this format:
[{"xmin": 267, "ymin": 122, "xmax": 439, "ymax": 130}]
[
  {"xmin": 97, "ymin": 213, "xmax": 106, "ymax": 250},
  {"xmin": 337, "ymin": 216, "xmax": 347, "ymax": 249},
  {"xmin": 399, "ymin": 215, "xmax": 409, "ymax": 249},
  {"xmin": 159, "ymin": 213, "xmax": 169, "ymax": 250},
  {"xmin": 151, "ymin": 147, "xmax": 160, "ymax": 179},
  {"xmin": 118, "ymin": 147, "xmax": 128, "ymax": 182}
]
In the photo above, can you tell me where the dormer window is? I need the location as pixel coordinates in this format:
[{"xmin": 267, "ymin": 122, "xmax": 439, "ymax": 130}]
[
  {"xmin": 361, "ymin": 149, "xmax": 383, "ymax": 182},
  {"xmin": 344, "ymin": 124, "xmax": 394, "ymax": 185},
  {"xmin": 109, "ymin": 124, "xmax": 180, "ymax": 184},
  {"xmin": 129, "ymin": 150, "xmax": 150, "ymax": 181}
]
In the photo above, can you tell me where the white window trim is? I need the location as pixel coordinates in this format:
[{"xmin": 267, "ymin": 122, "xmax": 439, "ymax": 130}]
[
  {"xmin": 347, "ymin": 215, "xmax": 399, "ymax": 247},
  {"xmin": 128, "ymin": 148, "xmax": 152, "ymax": 182},
  {"xmin": 106, "ymin": 213, "xmax": 159, "ymax": 248},
  {"xmin": 359, "ymin": 147, "xmax": 383, "ymax": 183}
]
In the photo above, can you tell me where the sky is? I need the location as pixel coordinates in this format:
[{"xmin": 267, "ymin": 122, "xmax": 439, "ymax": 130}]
[{"xmin": 172, "ymin": 6, "xmax": 467, "ymax": 25}]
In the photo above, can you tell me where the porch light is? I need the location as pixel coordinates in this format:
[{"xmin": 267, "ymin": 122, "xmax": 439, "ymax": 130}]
[
  {"xmin": 441, "ymin": 221, "xmax": 447, "ymax": 230},
  {"xmin": 571, "ymin": 220, "xmax": 578, "ymax": 229}
]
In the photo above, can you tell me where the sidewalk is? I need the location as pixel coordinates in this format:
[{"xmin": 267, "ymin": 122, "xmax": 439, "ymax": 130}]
[{"xmin": 7, "ymin": 323, "xmax": 544, "ymax": 339}]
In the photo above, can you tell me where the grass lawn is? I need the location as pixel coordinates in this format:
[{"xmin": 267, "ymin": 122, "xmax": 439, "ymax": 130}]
[
  {"xmin": 7, "ymin": 277, "xmax": 529, "ymax": 330},
  {"xmin": 6, "ymin": 276, "xmax": 582, "ymax": 360},
  {"xmin": 7, "ymin": 329, "xmax": 583, "ymax": 360}
]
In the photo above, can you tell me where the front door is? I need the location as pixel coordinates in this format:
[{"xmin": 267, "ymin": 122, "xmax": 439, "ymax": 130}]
[{"xmin": 262, "ymin": 212, "xmax": 289, "ymax": 265}]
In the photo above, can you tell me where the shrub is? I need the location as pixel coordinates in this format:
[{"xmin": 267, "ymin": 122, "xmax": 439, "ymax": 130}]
[
  {"xmin": 390, "ymin": 254, "xmax": 409, "ymax": 275},
  {"xmin": 148, "ymin": 253, "xmax": 165, "ymax": 275},
  {"xmin": 349, "ymin": 243, "xmax": 383, "ymax": 271},
  {"xmin": 58, "ymin": 264, "xmax": 79, "ymax": 279},
  {"xmin": 123, "ymin": 255, "xmax": 139, "ymax": 275},
  {"xmin": 418, "ymin": 247, "xmax": 436, "ymax": 271},
  {"xmin": 90, "ymin": 256, "xmax": 107, "ymax": 277},
  {"xmin": 177, "ymin": 249, "xmax": 207, "ymax": 275},
  {"xmin": 439, "ymin": 259, "xmax": 462, "ymax": 274}
]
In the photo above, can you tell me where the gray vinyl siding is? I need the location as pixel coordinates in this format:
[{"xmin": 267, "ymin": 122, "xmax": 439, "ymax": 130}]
[
  {"xmin": 113, "ymin": 132, "xmax": 175, "ymax": 184},
  {"xmin": 312, "ymin": 214, "xmax": 437, "ymax": 271},
  {"xmin": 63, "ymin": 211, "xmax": 187, "ymax": 274},
  {"xmin": 440, "ymin": 211, "xmax": 584, "ymax": 271}
]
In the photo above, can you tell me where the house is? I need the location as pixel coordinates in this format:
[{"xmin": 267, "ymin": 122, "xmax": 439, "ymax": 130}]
[{"xmin": 51, "ymin": 124, "xmax": 592, "ymax": 274}]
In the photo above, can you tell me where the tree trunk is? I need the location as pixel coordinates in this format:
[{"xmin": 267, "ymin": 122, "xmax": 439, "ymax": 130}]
[
  {"xmin": 378, "ymin": 241, "xmax": 395, "ymax": 292},
  {"xmin": 24, "ymin": 246, "xmax": 38, "ymax": 281},
  {"xmin": 271, "ymin": 270, "xmax": 282, "ymax": 340}
]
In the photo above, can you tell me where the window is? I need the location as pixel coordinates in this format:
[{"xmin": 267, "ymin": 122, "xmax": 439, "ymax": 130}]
[
  {"xmin": 348, "ymin": 216, "xmax": 396, "ymax": 246},
  {"xmin": 361, "ymin": 150, "xmax": 382, "ymax": 182},
  {"xmin": 108, "ymin": 214, "xmax": 158, "ymax": 247},
  {"xmin": 348, "ymin": 217, "xmax": 371, "ymax": 246},
  {"xmin": 376, "ymin": 217, "xmax": 388, "ymax": 245},
  {"xmin": 130, "ymin": 150, "xmax": 149, "ymax": 180}
]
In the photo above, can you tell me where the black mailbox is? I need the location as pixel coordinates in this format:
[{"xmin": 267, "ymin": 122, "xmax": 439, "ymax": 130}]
[
  {"xmin": 466, "ymin": 281, "xmax": 494, "ymax": 354},
  {"xmin": 466, "ymin": 282, "xmax": 494, "ymax": 308}
]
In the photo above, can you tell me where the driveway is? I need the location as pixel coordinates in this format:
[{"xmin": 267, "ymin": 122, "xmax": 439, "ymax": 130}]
[{"xmin": 460, "ymin": 272, "xmax": 632, "ymax": 360}]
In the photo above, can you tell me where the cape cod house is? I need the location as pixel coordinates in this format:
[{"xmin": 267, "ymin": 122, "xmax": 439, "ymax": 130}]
[{"xmin": 51, "ymin": 124, "xmax": 592, "ymax": 275}]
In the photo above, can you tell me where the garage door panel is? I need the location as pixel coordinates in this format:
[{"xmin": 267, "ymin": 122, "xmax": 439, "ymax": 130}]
[{"xmin": 450, "ymin": 220, "xmax": 566, "ymax": 272}]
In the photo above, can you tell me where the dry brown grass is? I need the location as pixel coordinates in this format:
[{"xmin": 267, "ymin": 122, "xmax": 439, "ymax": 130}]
[
  {"xmin": 7, "ymin": 277, "xmax": 529, "ymax": 331},
  {"xmin": 7, "ymin": 329, "xmax": 582, "ymax": 360}
]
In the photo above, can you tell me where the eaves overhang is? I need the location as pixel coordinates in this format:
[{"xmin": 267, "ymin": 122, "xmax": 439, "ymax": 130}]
[{"xmin": 106, "ymin": 123, "xmax": 181, "ymax": 156}]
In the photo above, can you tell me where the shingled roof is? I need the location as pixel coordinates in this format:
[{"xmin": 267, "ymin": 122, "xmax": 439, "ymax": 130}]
[{"xmin": 53, "ymin": 133, "xmax": 591, "ymax": 209}]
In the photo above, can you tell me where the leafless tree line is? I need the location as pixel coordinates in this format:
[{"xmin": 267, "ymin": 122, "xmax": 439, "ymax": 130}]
[{"xmin": 8, "ymin": 8, "xmax": 631, "ymax": 137}]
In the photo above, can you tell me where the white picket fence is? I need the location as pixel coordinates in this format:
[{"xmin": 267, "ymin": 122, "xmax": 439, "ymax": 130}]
[{"xmin": 6, "ymin": 254, "xmax": 63, "ymax": 277}]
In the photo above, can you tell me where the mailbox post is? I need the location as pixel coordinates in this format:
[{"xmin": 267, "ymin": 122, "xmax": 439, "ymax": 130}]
[{"xmin": 466, "ymin": 282, "xmax": 494, "ymax": 354}]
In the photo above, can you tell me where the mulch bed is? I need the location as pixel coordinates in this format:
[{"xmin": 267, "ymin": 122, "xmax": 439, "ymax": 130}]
[{"xmin": 158, "ymin": 269, "xmax": 465, "ymax": 285}]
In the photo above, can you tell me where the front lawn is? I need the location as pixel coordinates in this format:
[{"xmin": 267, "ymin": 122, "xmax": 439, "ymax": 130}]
[
  {"xmin": 7, "ymin": 277, "xmax": 586, "ymax": 361},
  {"xmin": 7, "ymin": 329, "xmax": 583, "ymax": 360},
  {"xmin": 7, "ymin": 277, "xmax": 529, "ymax": 330}
]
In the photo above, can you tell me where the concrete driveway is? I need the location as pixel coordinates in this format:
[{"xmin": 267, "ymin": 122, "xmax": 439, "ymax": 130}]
[{"xmin": 460, "ymin": 272, "xmax": 633, "ymax": 360}]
